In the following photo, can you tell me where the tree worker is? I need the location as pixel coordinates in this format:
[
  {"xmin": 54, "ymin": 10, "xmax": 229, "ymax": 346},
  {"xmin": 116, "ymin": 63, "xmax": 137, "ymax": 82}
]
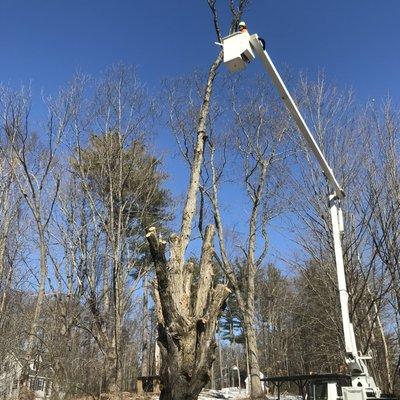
[
  {"xmin": 238, "ymin": 21, "xmax": 266, "ymax": 50},
  {"xmin": 238, "ymin": 21, "xmax": 248, "ymax": 34}
]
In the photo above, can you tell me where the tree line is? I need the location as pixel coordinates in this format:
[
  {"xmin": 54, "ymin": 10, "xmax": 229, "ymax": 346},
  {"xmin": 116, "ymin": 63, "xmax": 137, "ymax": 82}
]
[{"xmin": 0, "ymin": 4, "xmax": 399, "ymax": 400}]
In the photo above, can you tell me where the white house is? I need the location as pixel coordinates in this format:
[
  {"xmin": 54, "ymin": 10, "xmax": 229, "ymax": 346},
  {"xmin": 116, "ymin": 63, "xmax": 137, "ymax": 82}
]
[
  {"xmin": 0, "ymin": 353, "xmax": 22, "ymax": 400},
  {"xmin": 0, "ymin": 354, "xmax": 53, "ymax": 400}
]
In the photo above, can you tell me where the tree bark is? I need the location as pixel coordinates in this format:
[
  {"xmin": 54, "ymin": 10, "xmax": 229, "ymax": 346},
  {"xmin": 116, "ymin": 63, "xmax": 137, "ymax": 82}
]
[
  {"xmin": 244, "ymin": 309, "xmax": 264, "ymax": 397},
  {"xmin": 146, "ymin": 224, "xmax": 230, "ymax": 400},
  {"xmin": 141, "ymin": 276, "xmax": 150, "ymax": 377},
  {"xmin": 209, "ymin": 149, "xmax": 266, "ymax": 398}
]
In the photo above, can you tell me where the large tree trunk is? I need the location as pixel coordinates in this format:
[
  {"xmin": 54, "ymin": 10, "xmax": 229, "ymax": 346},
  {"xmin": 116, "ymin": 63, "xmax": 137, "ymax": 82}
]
[
  {"xmin": 141, "ymin": 276, "xmax": 150, "ymax": 377},
  {"xmin": 105, "ymin": 345, "xmax": 118, "ymax": 392},
  {"xmin": 146, "ymin": 225, "xmax": 230, "ymax": 400},
  {"xmin": 157, "ymin": 322, "xmax": 218, "ymax": 400},
  {"xmin": 244, "ymin": 309, "xmax": 264, "ymax": 398}
]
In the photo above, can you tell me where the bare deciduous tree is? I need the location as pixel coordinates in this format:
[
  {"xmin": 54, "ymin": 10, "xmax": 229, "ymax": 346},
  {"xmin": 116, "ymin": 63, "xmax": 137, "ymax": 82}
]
[
  {"xmin": 0, "ymin": 84, "xmax": 73, "ymax": 380},
  {"xmin": 145, "ymin": 3, "xmax": 253, "ymax": 399},
  {"xmin": 207, "ymin": 76, "xmax": 290, "ymax": 398},
  {"xmin": 58, "ymin": 66, "xmax": 169, "ymax": 394}
]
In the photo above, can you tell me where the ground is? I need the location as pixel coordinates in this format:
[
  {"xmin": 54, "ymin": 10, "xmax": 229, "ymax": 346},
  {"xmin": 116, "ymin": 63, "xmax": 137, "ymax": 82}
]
[
  {"xmin": 114, "ymin": 388, "xmax": 302, "ymax": 400},
  {"xmin": 131, "ymin": 388, "xmax": 249, "ymax": 399}
]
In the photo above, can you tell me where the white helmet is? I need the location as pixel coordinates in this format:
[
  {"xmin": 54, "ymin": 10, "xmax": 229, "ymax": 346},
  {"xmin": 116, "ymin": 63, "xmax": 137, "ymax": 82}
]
[{"xmin": 238, "ymin": 21, "xmax": 246, "ymax": 27}]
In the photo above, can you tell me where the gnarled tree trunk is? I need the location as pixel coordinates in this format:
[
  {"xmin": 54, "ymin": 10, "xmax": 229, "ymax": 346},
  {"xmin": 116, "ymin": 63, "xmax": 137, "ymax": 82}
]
[{"xmin": 146, "ymin": 225, "xmax": 230, "ymax": 400}]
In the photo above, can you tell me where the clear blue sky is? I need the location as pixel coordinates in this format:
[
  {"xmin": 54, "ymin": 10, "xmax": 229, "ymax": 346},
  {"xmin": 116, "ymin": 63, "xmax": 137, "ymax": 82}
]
[
  {"xmin": 1, "ymin": 0, "xmax": 399, "ymax": 265},
  {"xmin": 0, "ymin": 0, "xmax": 398, "ymax": 101}
]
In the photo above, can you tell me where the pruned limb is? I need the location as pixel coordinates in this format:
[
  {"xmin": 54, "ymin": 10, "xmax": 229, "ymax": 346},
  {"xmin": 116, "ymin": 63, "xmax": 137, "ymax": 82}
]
[
  {"xmin": 191, "ymin": 284, "xmax": 231, "ymax": 393},
  {"xmin": 206, "ymin": 284, "xmax": 231, "ymax": 323},
  {"xmin": 146, "ymin": 226, "xmax": 166, "ymax": 264},
  {"xmin": 146, "ymin": 226, "xmax": 178, "ymax": 327}
]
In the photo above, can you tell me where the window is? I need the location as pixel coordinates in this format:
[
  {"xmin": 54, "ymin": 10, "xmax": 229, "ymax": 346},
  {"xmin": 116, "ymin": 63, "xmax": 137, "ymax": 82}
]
[
  {"xmin": 36, "ymin": 379, "xmax": 44, "ymax": 391},
  {"xmin": 29, "ymin": 378, "xmax": 35, "ymax": 390},
  {"xmin": 315, "ymin": 383, "xmax": 328, "ymax": 400},
  {"xmin": 309, "ymin": 383, "xmax": 328, "ymax": 400},
  {"xmin": 30, "ymin": 378, "xmax": 44, "ymax": 391}
]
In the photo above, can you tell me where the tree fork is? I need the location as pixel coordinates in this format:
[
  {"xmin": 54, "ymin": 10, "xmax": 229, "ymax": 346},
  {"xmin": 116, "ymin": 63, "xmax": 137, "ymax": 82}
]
[{"xmin": 146, "ymin": 225, "xmax": 230, "ymax": 400}]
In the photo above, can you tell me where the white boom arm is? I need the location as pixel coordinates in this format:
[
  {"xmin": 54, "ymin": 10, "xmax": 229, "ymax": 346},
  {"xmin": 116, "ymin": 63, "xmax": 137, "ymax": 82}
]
[
  {"xmin": 221, "ymin": 31, "xmax": 380, "ymax": 397},
  {"xmin": 249, "ymin": 35, "xmax": 345, "ymax": 199}
]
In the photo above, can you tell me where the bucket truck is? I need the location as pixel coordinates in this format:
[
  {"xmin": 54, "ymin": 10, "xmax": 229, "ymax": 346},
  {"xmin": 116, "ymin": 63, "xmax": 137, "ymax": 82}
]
[{"xmin": 220, "ymin": 30, "xmax": 389, "ymax": 400}]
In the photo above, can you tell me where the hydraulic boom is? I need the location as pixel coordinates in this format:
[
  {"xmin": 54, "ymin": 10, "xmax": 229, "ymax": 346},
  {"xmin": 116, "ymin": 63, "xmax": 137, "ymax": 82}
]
[{"xmin": 221, "ymin": 30, "xmax": 382, "ymax": 400}]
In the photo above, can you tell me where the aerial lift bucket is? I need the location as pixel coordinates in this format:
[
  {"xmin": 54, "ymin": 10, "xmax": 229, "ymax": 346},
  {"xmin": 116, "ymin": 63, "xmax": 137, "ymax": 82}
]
[{"xmin": 222, "ymin": 31, "xmax": 255, "ymax": 72}]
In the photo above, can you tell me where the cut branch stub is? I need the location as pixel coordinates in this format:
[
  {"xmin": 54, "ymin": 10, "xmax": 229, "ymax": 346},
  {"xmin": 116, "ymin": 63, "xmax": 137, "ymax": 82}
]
[
  {"xmin": 145, "ymin": 226, "xmax": 166, "ymax": 264},
  {"xmin": 146, "ymin": 223, "xmax": 231, "ymax": 399},
  {"xmin": 146, "ymin": 226, "xmax": 178, "ymax": 326}
]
